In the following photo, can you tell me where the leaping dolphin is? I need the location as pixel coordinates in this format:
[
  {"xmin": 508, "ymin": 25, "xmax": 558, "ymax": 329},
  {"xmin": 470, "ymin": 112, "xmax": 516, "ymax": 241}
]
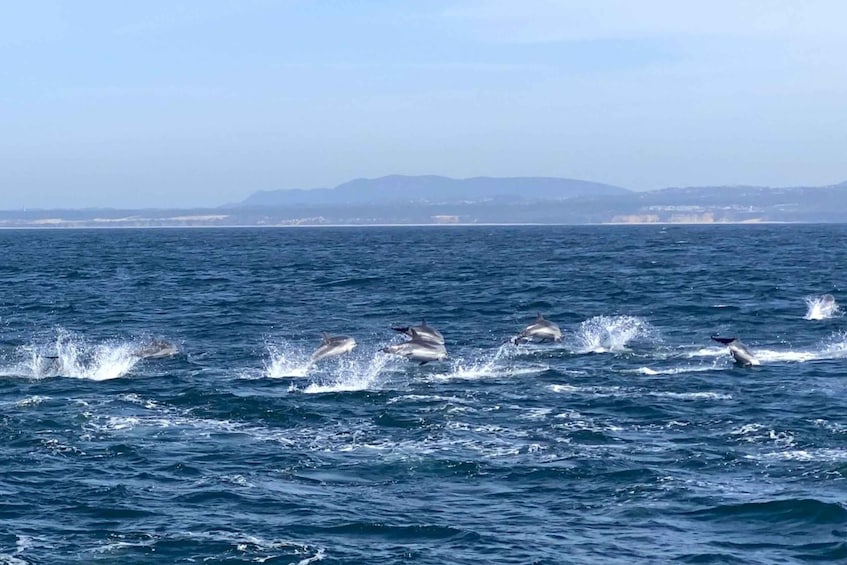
[
  {"xmin": 311, "ymin": 332, "xmax": 357, "ymax": 362},
  {"xmin": 382, "ymin": 328, "xmax": 448, "ymax": 365},
  {"xmin": 133, "ymin": 339, "xmax": 180, "ymax": 360},
  {"xmin": 392, "ymin": 320, "xmax": 445, "ymax": 345},
  {"xmin": 41, "ymin": 338, "xmax": 180, "ymax": 364},
  {"xmin": 511, "ymin": 314, "xmax": 563, "ymax": 344},
  {"xmin": 711, "ymin": 336, "xmax": 759, "ymax": 366}
]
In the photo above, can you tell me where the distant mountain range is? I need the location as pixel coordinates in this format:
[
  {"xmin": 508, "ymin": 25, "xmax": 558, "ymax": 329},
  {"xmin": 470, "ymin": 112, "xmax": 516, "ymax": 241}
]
[
  {"xmin": 3, "ymin": 175, "xmax": 847, "ymax": 227},
  {"xmin": 237, "ymin": 175, "xmax": 629, "ymax": 206}
]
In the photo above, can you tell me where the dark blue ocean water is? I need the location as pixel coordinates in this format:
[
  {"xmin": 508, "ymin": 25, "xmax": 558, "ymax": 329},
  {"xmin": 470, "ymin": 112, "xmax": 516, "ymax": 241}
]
[{"xmin": 1, "ymin": 225, "xmax": 847, "ymax": 564}]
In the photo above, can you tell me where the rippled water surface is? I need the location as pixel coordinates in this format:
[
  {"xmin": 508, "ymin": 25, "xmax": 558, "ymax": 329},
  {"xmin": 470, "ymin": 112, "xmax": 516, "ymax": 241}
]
[{"xmin": 2, "ymin": 225, "xmax": 847, "ymax": 564}]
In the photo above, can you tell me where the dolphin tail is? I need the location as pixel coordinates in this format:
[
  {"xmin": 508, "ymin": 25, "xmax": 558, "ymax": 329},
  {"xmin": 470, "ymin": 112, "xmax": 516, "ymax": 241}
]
[{"xmin": 711, "ymin": 336, "xmax": 737, "ymax": 345}]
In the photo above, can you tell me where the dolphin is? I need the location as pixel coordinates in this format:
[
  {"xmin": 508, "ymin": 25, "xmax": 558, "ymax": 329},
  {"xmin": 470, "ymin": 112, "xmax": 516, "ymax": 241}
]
[
  {"xmin": 382, "ymin": 328, "xmax": 448, "ymax": 365},
  {"xmin": 711, "ymin": 336, "xmax": 759, "ymax": 366},
  {"xmin": 392, "ymin": 320, "xmax": 445, "ymax": 345},
  {"xmin": 511, "ymin": 314, "xmax": 563, "ymax": 344},
  {"xmin": 40, "ymin": 338, "xmax": 179, "ymax": 364},
  {"xmin": 133, "ymin": 339, "xmax": 180, "ymax": 360},
  {"xmin": 311, "ymin": 332, "xmax": 357, "ymax": 362}
]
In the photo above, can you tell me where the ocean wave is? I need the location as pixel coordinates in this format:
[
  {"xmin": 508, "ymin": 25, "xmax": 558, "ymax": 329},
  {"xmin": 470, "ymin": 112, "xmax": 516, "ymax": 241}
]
[
  {"xmin": 635, "ymin": 365, "xmax": 722, "ymax": 376},
  {"xmin": 549, "ymin": 384, "xmax": 730, "ymax": 401},
  {"xmin": 730, "ymin": 423, "xmax": 795, "ymax": 447},
  {"xmin": 649, "ymin": 391, "xmax": 732, "ymax": 401},
  {"xmin": 684, "ymin": 498, "xmax": 847, "ymax": 525},
  {"xmin": 757, "ymin": 448, "xmax": 847, "ymax": 462},
  {"xmin": 88, "ymin": 531, "xmax": 323, "ymax": 564}
]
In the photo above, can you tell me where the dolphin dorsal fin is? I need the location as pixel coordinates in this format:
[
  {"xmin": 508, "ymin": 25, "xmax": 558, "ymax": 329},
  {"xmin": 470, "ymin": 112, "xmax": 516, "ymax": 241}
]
[
  {"xmin": 537, "ymin": 313, "xmax": 545, "ymax": 320},
  {"xmin": 321, "ymin": 331, "xmax": 331, "ymax": 343},
  {"xmin": 711, "ymin": 335, "xmax": 737, "ymax": 345},
  {"xmin": 409, "ymin": 327, "xmax": 420, "ymax": 340},
  {"xmin": 421, "ymin": 319, "xmax": 428, "ymax": 327}
]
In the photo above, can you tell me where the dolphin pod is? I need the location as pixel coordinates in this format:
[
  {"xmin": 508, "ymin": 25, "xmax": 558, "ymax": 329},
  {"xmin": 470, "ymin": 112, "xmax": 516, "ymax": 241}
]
[
  {"xmin": 296, "ymin": 295, "xmax": 840, "ymax": 369},
  {"xmin": 184, "ymin": 321, "xmax": 770, "ymax": 370},
  {"xmin": 28, "ymin": 308, "xmax": 804, "ymax": 371},
  {"xmin": 99, "ymin": 321, "xmax": 780, "ymax": 371},
  {"xmin": 382, "ymin": 326, "xmax": 449, "ymax": 365},
  {"xmin": 392, "ymin": 320, "xmax": 445, "ymax": 346}
]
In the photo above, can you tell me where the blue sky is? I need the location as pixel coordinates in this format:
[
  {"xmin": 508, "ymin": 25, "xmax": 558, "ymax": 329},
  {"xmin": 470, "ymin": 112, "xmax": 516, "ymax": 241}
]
[{"xmin": 1, "ymin": 0, "xmax": 845, "ymax": 209}]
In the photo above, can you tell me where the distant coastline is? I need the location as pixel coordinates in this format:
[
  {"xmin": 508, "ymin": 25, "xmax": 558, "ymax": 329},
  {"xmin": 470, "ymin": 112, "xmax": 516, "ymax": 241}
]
[
  {"xmin": 2, "ymin": 174, "xmax": 846, "ymax": 227},
  {"xmin": 0, "ymin": 220, "xmax": 811, "ymax": 230}
]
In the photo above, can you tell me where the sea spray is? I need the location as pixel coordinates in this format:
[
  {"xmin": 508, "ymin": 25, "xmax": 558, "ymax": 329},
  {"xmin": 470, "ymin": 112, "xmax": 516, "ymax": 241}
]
[
  {"xmin": 804, "ymin": 294, "xmax": 840, "ymax": 320},
  {"xmin": 264, "ymin": 340, "xmax": 312, "ymax": 378},
  {"xmin": 10, "ymin": 329, "xmax": 140, "ymax": 380},
  {"xmin": 572, "ymin": 315, "xmax": 657, "ymax": 353}
]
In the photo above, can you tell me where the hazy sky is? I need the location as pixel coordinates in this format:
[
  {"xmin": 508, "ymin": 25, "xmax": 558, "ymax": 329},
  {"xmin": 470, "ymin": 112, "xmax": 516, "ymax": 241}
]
[{"xmin": 2, "ymin": 1, "xmax": 846, "ymax": 209}]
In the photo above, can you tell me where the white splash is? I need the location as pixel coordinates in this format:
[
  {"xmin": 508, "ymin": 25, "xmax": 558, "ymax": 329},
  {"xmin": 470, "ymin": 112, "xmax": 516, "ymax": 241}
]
[
  {"xmin": 300, "ymin": 352, "xmax": 391, "ymax": 394},
  {"xmin": 683, "ymin": 332, "xmax": 847, "ymax": 365},
  {"xmin": 295, "ymin": 548, "xmax": 326, "ymax": 565},
  {"xmin": 759, "ymin": 449, "xmax": 847, "ymax": 462},
  {"xmin": 685, "ymin": 347, "xmax": 727, "ymax": 359},
  {"xmin": 804, "ymin": 294, "xmax": 840, "ymax": 320},
  {"xmin": 11, "ymin": 330, "xmax": 140, "ymax": 380},
  {"xmin": 751, "ymin": 348, "xmax": 819, "ymax": 363},
  {"xmin": 0, "ymin": 539, "xmax": 29, "ymax": 565},
  {"xmin": 14, "ymin": 395, "xmax": 50, "ymax": 407},
  {"xmin": 435, "ymin": 344, "xmax": 547, "ymax": 380},
  {"xmin": 264, "ymin": 341, "xmax": 312, "ymax": 378},
  {"xmin": 752, "ymin": 333, "xmax": 847, "ymax": 363},
  {"xmin": 550, "ymin": 383, "xmax": 729, "ymax": 401},
  {"xmin": 572, "ymin": 315, "xmax": 656, "ymax": 353},
  {"xmin": 817, "ymin": 332, "xmax": 847, "ymax": 359},
  {"xmin": 731, "ymin": 423, "xmax": 795, "ymax": 447},
  {"xmin": 648, "ymin": 391, "xmax": 732, "ymax": 401},
  {"xmin": 549, "ymin": 383, "xmax": 624, "ymax": 397},
  {"xmin": 635, "ymin": 365, "xmax": 721, "ymax": 376}
]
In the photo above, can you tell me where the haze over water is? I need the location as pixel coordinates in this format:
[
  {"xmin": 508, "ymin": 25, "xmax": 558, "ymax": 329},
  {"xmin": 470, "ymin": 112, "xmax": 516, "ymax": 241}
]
[{"xmin": 2, "ymin": 225, "xmax": 847, "ymax": 564}]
